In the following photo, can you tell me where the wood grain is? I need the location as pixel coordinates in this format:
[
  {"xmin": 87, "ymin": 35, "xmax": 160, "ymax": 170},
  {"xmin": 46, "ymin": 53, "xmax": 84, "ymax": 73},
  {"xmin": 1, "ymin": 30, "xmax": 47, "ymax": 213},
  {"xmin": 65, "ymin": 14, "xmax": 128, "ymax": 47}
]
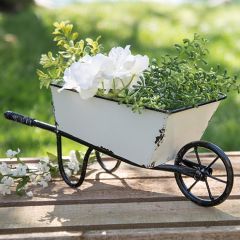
[
  {"xmin": 2, "ymin": 226, "xmax": 240, "ymax": 240},
  {"xmin": 1, "ymin": 200, "xmax": 240, "ymax": 233},
  {"xmin": 0, "ymin": 153, "xmax": 239, "ymax": 239}
]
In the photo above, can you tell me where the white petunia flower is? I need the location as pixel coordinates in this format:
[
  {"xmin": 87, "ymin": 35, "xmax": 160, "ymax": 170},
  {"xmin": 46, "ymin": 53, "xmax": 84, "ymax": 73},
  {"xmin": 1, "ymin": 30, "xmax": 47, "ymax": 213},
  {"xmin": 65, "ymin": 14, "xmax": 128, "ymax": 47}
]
[
  {"xmin": 107, "ymin": 45, "xmax": 149, "ymax": 89},
  {"xmin": 0, "ymin": 184, "xmax": 11, "ymax": 195},
  {"xmin": 61, "ymin": 54, "xmax": 109, "ymax": 99},
  {"xmin": 60, "ymin": 46, "xmax": 149, "ymax": 99},
  {"xmin": 0, "ymin": 162, "xmax": 11, "ymax": 175},
  {"xmin": 6, "ymin": 148, "xmax": 21, "ymax": 158},
  {"xmin": 12, "ymin": 164, "xmax": 27, "ymax": 177},
  {"xmin": 1, "ymin": 176, "xmax": 14, "ymax": 186}
]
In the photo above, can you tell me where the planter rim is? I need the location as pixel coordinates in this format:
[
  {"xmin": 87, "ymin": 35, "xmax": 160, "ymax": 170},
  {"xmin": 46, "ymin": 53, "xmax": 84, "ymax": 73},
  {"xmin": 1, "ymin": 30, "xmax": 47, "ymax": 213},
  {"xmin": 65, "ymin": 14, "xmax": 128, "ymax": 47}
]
[{"xmin": 50, "ymin": 83, "xmax": 226, "ymax": 114}]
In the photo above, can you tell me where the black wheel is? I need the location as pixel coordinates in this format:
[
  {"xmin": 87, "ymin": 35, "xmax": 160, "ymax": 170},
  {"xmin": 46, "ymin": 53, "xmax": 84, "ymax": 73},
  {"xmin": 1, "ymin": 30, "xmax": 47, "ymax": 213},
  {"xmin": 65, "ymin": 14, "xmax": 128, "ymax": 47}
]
[
  {"xmin": 175, "ymin": 141, "xmax": 233, "ymax": 207},
  {"xmin": 95, "ymin": 151, "xmax": 121, "ymax": 173}
]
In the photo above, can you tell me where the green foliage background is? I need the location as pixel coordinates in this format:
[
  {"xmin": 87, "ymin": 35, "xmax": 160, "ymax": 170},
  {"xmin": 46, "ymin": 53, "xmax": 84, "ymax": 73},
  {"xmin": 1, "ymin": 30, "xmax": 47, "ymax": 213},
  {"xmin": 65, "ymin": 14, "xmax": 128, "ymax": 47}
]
[{"xmin": 0, "ymin": 2, "xmax": 240, "ymax": 157}]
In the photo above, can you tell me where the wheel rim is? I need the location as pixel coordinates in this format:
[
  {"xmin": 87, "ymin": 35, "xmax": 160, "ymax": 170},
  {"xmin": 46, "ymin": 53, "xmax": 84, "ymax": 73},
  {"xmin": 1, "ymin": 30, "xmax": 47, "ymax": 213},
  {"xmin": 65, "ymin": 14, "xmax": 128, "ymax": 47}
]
[{"xmin": 175, "ymin": 141, "xmax": 233, "ymax": 206}]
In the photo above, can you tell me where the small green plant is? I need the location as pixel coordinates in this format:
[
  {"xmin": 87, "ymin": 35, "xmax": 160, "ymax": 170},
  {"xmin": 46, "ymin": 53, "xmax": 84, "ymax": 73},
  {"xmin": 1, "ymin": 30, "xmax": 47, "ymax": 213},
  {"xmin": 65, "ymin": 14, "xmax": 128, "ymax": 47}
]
[
  {"xmin": 121, "ymin": 34, "xmax": 239, "ymax": 112},
  {"xmin": 37, "ymin": 21, "xmax": 102, "ymax": 88},
  {"xmin": 37, "ymin": 22, "xmax": 239, "ymax": 112}
]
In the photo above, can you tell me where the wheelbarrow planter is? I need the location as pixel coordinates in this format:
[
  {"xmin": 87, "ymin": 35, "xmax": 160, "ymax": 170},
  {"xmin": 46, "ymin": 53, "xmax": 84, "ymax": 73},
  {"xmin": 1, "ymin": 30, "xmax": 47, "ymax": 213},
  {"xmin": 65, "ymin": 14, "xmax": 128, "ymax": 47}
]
[
  {"xmin": 51, "ymin": 84, "xmax": 223, "ymax": 167},
  {"xmin": 4, "ymin": 85, "xmax": 234, "ymax": 207}
]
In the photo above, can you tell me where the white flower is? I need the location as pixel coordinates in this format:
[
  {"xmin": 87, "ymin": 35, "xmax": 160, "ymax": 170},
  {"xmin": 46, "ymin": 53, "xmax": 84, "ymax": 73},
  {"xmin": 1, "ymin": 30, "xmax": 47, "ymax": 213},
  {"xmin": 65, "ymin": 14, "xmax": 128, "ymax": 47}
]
[
  {"xmin": 39, "ymin": 158, "xmax": 49, "ymax": 164},
  {"xmin": 106, "ymin": 45, "xmax": 149, "ymax": 89},
  {"xmin": 65, "ymin": 168, "xmax": 72, "ymax": 177},
  {"xmin": 60, "ymin": 46, "xmax": 149, "ymax": 99},
  {"xmin": 1, "ymin": 176, "xmax": 14, "ymax": 186},
  {"xmin": 30, "ymin": 174, "xmax": 37, "ymax": 185},
  {"xmin": 67, "ymin": 150, "xmax": 79, "ymax": 174},
  {"xmin": 37, "ymin": 162, "xmax": 50, "ymax": 173},
  {"xmin": 44, "ymin": 173, "xmax": 51, "ymax": 182},
  {"xmin": 12, "ymin": 164, "xmax": 27, "ymax": 177},
  {"xmin": 0, "ymin": 162, "xmax": 11, "ymax": 175},
  {"xmin": 26, "ymin": 191, "xmax": 33, "ymax": 198},
  {"xmin": 38, "ymin": 180, "xmax": 48, "ymax": 188},
  {"xmin": 6, "ymin": 148, "xmax": 21, "ymax": 158},
  {"xmin": 0, "ymin": 184, "xmax": 11, "ymax": 195},
  {"xmin": 61, "ymin": 54, "xmax": 109, "ymax": 99}
]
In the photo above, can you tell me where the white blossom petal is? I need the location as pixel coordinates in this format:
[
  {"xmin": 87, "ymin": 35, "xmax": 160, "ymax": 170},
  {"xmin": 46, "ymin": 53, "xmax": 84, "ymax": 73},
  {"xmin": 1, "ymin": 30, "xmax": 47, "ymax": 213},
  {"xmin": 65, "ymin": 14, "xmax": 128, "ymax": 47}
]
[
  {"xmin": 1, "ymin": 176, "xmax": 14, "ymax": 186},
  {"xmin": 79, "ymin": 87, "xmax": 98, "ymax": 99},
  {"xmin": 12, "ymin": 164, "xmax": 27, "ymax": 177},
  {"xmin": 130, "ymin": 55, "xmax": 149, "ymax": 74},
  {"xmin": 26, "ymin": 191, "xmax": 33, "ymax": 198},
  {"xmin": 37, "ymin": 162, "xmax": 50, "ymax": 173},
  {"xmin": 0, "ymin": 162, "xmax": 11, "ymax": 175},
  {"xmin": 0, "ymin": 184, "xmax": 11, "ymax": 195},
  {"xmin": 44, "ymin": 173, "xmax": 52, "ymax": 182},
  {"xmin": 6, "ymin": 148, "xmax": 21, "ymax": 158},
  {"xmin": 60, "ymin": 45, "xmax": 149, "ymax": 98},
  {"xmin": 39, "ymin": 180, "xmax": 48, "ymax": 188}
]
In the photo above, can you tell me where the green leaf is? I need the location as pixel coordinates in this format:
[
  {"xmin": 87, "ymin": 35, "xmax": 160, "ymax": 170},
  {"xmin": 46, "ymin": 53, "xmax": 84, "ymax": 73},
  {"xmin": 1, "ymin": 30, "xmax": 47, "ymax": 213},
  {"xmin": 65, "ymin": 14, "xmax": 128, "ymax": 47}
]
[
  {"xmin": 47, "ymin": 152, "xmax": 58, "ymax": 163},
  {"xmin": 75, "ymin": 150, "xmax": 82, "ymax": 163},
  {"xmin": 16, "ymin": 176, "xmax": 30, "ymax": 196}
]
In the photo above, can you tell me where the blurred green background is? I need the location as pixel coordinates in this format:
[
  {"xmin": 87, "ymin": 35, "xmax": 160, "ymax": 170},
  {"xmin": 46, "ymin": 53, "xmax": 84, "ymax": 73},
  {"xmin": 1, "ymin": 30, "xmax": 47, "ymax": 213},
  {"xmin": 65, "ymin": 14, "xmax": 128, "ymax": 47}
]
[{"xmin": 0, "ymin": 0, "xmax": 240, "ymax": 157}]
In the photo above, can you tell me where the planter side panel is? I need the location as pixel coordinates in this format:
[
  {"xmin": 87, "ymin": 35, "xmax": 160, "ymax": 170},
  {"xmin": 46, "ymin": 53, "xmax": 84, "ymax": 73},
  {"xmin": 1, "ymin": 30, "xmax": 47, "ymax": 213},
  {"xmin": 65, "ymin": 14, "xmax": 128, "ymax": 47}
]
[
  {"xmin": 151, "ymin": 101, "xmax": 220, "ymax": 165},
  {"xmin": 51, "ymin": 87, "xmax": 168, "ymax": 166}
]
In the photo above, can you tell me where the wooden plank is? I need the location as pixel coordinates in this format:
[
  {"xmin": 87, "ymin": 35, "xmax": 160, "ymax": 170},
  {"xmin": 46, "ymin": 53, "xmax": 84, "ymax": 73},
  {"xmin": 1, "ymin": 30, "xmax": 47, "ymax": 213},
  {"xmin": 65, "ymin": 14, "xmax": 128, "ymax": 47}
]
[
  {"xmin": 80, "ymin": 226, "xmax": 240, "ymax": 240},
  {"xmin": 0, "ymin": 173, "xmax": 239, "ymax": 207},
  {"xmin": 0, "ymin": 231, "xmax": 82, "ymax": 240},
  {"xmin": 0, "ymin": 200, "xmax": 240, "ymax": 233},
  {"xmin": 0, "ymin": 152, "xmax": 239, "ymax": 206},
  {"xmin": 1, "ymin": 151, "xmax": 239, "ymax": 163},
  {"xmin": 2, "ymin": 226, "xmax": 240, "ymax": 240},
  {"xmin": 0, "ymin": 153, "xmax": 239, "ymax": 239}
]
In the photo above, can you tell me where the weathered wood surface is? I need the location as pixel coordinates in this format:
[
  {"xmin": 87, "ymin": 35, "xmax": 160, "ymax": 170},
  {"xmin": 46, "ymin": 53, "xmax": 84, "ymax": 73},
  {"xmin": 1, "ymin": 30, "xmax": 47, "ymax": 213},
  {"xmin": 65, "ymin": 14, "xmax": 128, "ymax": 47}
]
[{"xmin": 0, "ymin": 153, "xmax": 240, "ymax": 239}]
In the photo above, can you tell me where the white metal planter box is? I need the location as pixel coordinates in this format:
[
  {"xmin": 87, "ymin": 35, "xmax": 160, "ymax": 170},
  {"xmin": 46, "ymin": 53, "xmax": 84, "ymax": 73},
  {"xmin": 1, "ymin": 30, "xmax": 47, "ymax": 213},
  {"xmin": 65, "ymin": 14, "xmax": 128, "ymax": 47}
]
[{"xmin": 51, "ymin": 85, "xmax": 222, "ymax": 167}]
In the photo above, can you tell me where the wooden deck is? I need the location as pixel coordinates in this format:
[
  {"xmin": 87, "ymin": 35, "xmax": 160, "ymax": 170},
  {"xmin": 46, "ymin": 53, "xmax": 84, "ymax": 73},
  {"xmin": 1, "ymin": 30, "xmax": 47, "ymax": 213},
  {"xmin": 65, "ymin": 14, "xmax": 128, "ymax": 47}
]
[{"xmin": 0, "ymin": 153, "xmax": 240, "ymax": 239}]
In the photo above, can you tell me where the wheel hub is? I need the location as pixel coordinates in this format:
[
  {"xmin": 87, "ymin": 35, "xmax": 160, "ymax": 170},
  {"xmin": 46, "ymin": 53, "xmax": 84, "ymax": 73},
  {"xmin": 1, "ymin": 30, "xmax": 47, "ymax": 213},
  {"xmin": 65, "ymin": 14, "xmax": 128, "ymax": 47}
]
[{"xmin": 194, "ymin": 167, "xmax": 212, "ymax": 181}]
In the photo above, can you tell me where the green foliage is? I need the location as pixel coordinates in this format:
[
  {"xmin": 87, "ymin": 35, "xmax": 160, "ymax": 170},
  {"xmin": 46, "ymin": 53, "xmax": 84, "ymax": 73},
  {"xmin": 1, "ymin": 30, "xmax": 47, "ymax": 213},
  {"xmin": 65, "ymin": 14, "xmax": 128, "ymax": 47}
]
[
  {"xmin": 16, "ymin": 176, "xmax": 30, "ymax": 195},
  {"xmin": 37, "ymin": 21, "xmax": 102, "ymax": 88},
  {"xmin": 100, "ymin": 34, "xmax": 239, "ymax": 113},
  {"xmin": 38, "ymin": 22, "xmax": 239, "ymax": 113},
  {"xmin": 121, "ymin": 34, "xmax": 239, "ymax": 112}
]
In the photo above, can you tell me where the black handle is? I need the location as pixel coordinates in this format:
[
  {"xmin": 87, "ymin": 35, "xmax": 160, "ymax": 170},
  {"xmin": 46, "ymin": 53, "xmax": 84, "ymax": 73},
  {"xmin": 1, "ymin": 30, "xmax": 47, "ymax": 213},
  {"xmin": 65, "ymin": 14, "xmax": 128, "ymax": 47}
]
[{"xmin": 4, "ymin": 111, "xmax": 35, "ymax": 126}]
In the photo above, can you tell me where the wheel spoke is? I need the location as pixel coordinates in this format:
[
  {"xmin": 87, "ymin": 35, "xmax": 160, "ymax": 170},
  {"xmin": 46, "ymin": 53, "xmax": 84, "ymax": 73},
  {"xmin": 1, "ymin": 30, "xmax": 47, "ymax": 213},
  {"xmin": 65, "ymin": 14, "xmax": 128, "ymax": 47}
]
[
  {"xmin": 187, "ymin": 179, "xmax": 199, "ymax": 192},
  {"xmin": 194, "ymin": 147, "xmax": 202, "ymax": 166},
  {"xmin": 206, "ymin": 174, "xmax": 227, "ymax": 184},
  {"xmin": 206, "ymin": 156, "xmax": 219, "ymax": 170},
  {"xmin": 205, "ymin": 178, "xmax": 214, "ymax": 200}
]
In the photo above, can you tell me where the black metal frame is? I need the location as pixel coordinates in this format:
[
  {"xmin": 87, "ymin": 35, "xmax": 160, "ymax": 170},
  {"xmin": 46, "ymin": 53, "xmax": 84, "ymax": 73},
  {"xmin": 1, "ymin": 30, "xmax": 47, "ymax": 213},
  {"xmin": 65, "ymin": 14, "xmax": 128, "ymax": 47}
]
[
  {"xmin": 4, "ymin": 110, "xmax": 235, "ymax": 207},
  {"xmin": 4, "ymin": 111, "xmax": 200, "ymax": 187}
]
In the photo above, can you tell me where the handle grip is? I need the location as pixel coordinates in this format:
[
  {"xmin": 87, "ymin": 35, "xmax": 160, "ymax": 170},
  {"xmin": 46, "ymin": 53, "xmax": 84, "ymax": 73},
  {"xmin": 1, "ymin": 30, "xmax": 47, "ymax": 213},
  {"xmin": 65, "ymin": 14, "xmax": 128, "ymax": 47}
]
[{"xmin": 4, "ymin": 111, "xmax": 35, "ymax": 126}]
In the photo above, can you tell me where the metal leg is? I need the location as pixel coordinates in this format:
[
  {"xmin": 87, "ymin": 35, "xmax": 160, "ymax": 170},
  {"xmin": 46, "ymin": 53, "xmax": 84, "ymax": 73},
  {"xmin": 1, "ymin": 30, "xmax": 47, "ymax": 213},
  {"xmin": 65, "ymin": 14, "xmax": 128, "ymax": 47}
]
[
  {"xmin": 95, "ymin": 151, "xmax": 121, "ymax": 173},
  {"xmin": 56, "ymin": 133, "xmax": 93, "ymax": 188}
]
